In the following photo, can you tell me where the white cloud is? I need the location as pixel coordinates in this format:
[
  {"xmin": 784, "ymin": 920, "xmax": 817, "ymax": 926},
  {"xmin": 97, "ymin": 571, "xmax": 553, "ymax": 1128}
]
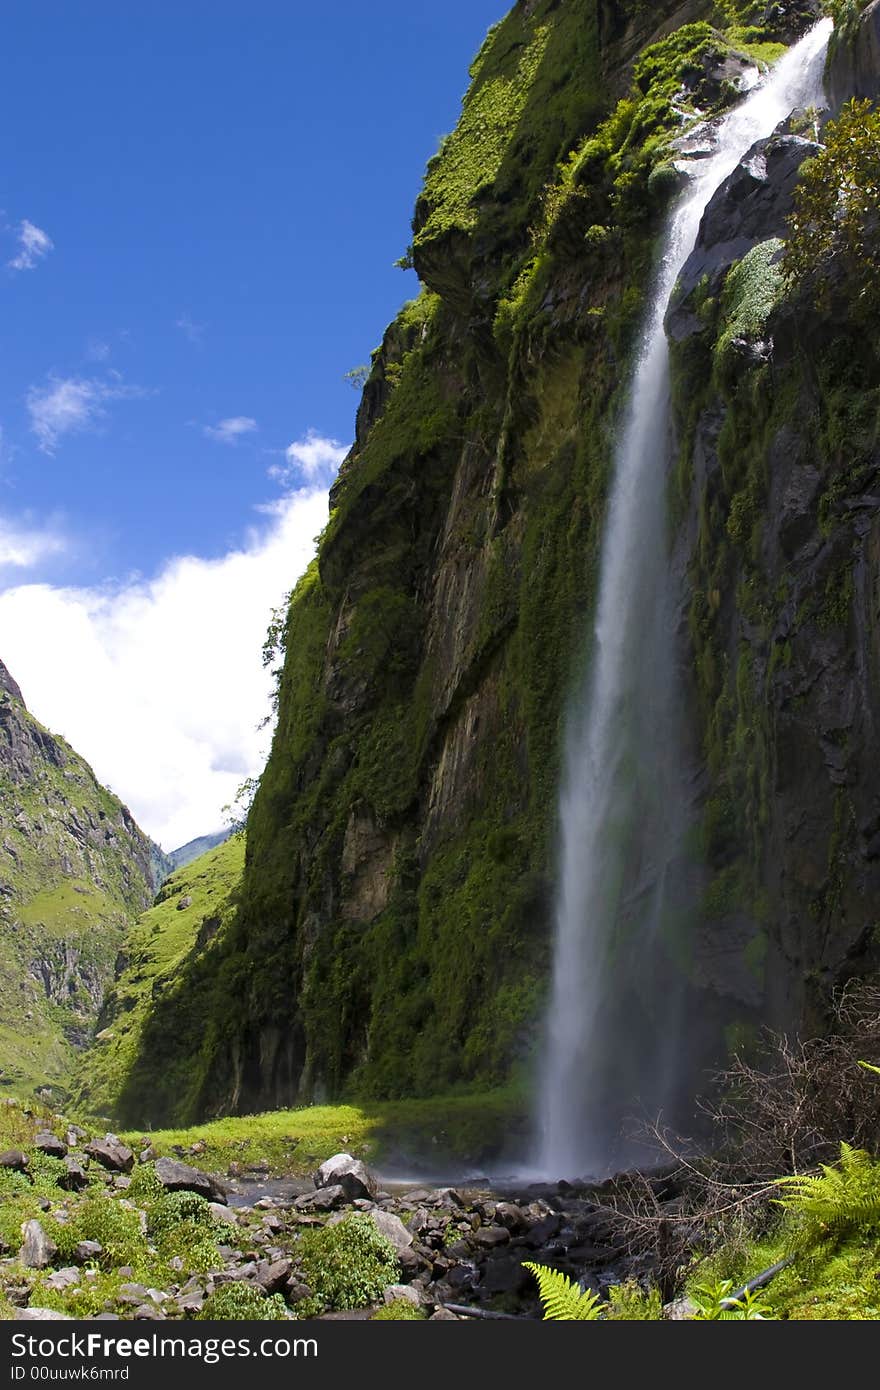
[
  {"xmin": 0, "ymin": 481, "xmax": 334, "ymax": 850},
  {"xmin": 85, "ymin": 339, "xmax": 111, "ymax": 363},
  {"xmin": 27, "ymin": 374, "xmax": 145, "ymax": 453},
  {"xmin": 8, "ymin": 219, "xmax": 53, "ymax": 272},
  {"xmin": 204, "ymin": 416, "xmax": 258, "ymax": 445},
  {"xmin": 176, "ymin": 315, "xmax": 205, "ymax": 344},
  {"xmin": 0, "ymin": 516, "xmax": 66, "ymax": 571},
  {"xmin": 272, "ymin": 428, "xmax": 349, "ymax": 483}
]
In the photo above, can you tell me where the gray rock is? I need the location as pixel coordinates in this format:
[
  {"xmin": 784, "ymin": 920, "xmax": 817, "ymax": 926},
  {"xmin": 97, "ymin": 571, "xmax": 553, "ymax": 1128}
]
[
  {"xmin": 59, "ymin": 1157, "xmax": 89, "ymax": 1192},
  {"xmin": 208, "ymin": 1201, "xmax": 238, "ymax": 1225},
  {"xmin": 43, "ymin": 1268, "xmax": 80, "ymax": 1293},
  {"xmin": 66, "ymin": 1125, "xmax": 88, "ymax": 1148},
  {"xmin": 494, "ymin": 1202, "xmax": 530, "ymax": 1233},
  {"xmin": 295, "ymin": 1184, "xmax": 347, "ymax": 1212},
  {"xmin": 255, "ymin": 1258, "xmax": 292, "ymax": 1295},
  {"xmin": 470, "ymin": 1225, "xmax": 510, "ymax": 1249},
  {"xmin": 73, "ymin": 1240, "xmax": 103, "ymax": 1264},
  {"xmin": 429, "ymin": 1306, "xmax": 460, "ymax": 1320},
  {"xmin": 176, "ymin": 1292, "xmax": 204, "ymax": 1314},
  {"xmin": 313, "ymin": 1152, "xmax": 378, "ymax": 1202},
  {"xmin": 85, "ymin": 1135, "xmax": 134, "ymax": 1173},
  {"xmin": 368, "ymin": 1209, "xmax": 413, "ymax": 1254},
  {"xmin": 154, "ymin": 1156, "xmax": 227, "ymax": 1203},
  {"xmin": 667, "ymin": 134, "xmax": 821, "ymax": 343},
  {"xmin": 20, "ymin": 1220, "xmax": 58, "ymax": 1269},
  {"xmin": 34, "ymin": 1132, "xmax": 67, "ymax": 1158},
  {"xmin": 383, "ymin": 1283, "xmax": 422, "ymax": 1307},
  {"xmin": 0, "ymin": 1149, "xmax": 28, "ymax": 1172},
  {"xmin": 826, "ymin": 0, "xmax": 880, "ymax": 110},
  {"xmin": 15, "ymin": 1307, "xmax": 73, "ymax": 1321}
]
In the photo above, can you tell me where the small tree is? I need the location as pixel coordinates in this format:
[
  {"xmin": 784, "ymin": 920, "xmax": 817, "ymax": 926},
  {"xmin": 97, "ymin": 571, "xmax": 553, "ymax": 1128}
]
[{"xmin": 784, "ymin": 98, "xmax": 880, "ymax": 319}]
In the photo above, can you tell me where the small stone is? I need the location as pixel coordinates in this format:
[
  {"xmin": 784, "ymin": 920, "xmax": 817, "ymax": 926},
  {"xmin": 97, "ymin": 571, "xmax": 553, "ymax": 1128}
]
[
  {"xmin": 66, "ymin": 1126, "xmax": 88, "ymax": 1149},
  {"xmin": 176, "ymin": 896, "xmax": 193, "ymax": 911},
  {"xmin": 208, "ymin": 1202, "xmax": 237, "ymax": 1225},
  {"xmin": 255, "ymin": 1259, "xmax": 292, "ymax": 1295},
  {"xmin": 494, "ymin": 1203, "xmax": 529, "ymax": 1233},
  {"xmin": 20, "ymin": 1220, "xmax": 58, "ymax": 1269},
  {"xmin": 74, "ymin": 1240, "xmax": 103, "ymax": 1264},
  {"xmin": 429, "ymin": 1307, "xmax": 460, "ymax": 1320},
  {"xmin": 139, "ymin": 1145, "xmax": 158, "ymax": 1164}
]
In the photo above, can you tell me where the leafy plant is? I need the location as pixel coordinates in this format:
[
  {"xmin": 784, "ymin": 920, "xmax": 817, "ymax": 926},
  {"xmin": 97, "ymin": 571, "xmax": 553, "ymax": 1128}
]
[
  {"xmin": 295, "ymin": 1213, "xmax": 398, "ymax": 1313},
  {"xmin": 775, "ymin": 1143, "xmax": 880, "ymax": 1247},
  {"xmin": 371, "ymin": 1299, "xmax": 425, "ymax": 1320},
  {"xmin": 691, "ymin": 1280, "xmax": 776, "ymax": 1320},
  {"xmin": 523, "ymin": 1262, "xmax": 604, "ymax": 1320},
  {"xmin": 198, "ymin": 1285, "xmax": 288, "ymax": 1321}
]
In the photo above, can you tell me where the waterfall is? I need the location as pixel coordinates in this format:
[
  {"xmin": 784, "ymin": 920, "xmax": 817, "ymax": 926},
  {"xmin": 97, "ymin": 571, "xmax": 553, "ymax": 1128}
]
[{"xmin": 537, "ymin": 21, "xmax": 832, "ymax": 1179}]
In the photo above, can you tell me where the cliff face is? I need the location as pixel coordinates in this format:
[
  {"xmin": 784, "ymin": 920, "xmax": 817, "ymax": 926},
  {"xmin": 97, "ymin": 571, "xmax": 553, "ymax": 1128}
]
[
  {"xmin": 100, "ymin": 0, "xmax": 880, "ymax": 1127},
  {"xmin": 0, "ymin": 663, "xmax": 159, "ymax": 1098}
]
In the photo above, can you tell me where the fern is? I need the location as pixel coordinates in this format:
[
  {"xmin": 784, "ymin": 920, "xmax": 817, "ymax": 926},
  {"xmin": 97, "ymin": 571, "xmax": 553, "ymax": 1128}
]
[
  {"xmin": 858, "ymin": 1060, "xmax": 880, "ymax": 1078},
  {"xmin": 775, "ymin": 1143, "xmax": 880, "ymax": 1247},
  {"xmin": 523, "ymin": 1262, "xmax": 604, "ymax": 1320}
]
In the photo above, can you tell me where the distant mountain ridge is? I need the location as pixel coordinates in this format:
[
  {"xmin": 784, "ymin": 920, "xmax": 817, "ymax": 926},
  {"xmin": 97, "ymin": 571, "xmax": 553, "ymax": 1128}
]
[
  {"xmin": 0, "ymin": 660, "xmax": 159, "ymax": 1099},
  {"xmin": 166, "ymin": 829, "xmax": 231, "ymax": 875}
]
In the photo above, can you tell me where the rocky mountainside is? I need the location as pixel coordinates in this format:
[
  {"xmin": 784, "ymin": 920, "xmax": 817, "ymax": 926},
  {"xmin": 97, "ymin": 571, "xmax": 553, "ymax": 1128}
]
[
  {"xmin": 89, "ymin": 0, "xmax": 880, "ymax": 1127},
  {"xmin": 0, "ymin": 660, "xmax": 159, "ymax": 1100}
]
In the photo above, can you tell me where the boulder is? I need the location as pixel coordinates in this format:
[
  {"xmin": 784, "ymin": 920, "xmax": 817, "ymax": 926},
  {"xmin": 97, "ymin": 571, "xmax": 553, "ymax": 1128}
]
[
  {"xmin": 470, "ymin": 1225, "xmax": 510, "ymax": 1250},
  {"xmin": 34, "ymin": 1132, "xmax": 67, "ymax": 1158},
  {"xmin": 59, "ymin": 1157, "xmax": 89, "ymax": 1192},
  {"xmin": 85, "ymin": 1135, "xmax": 134, "ymax": 1173},
  {"xmin": 368, "ymin": 1209, "xmax": 413, "ymax": 1255},
  {"xmin": 0, "ymin": 1149, "xmax": 28, "ymax": 1172},
  {"xmin": 383, "ymin": 1283, "xmax": 422, "ymax": 1308},
  {"xmin": 20, "ymin": 1220, "xmax": 58, "ymax": 1269},
  {"xmin": 43, "ymin": 1268, "xmax": 80, "ymax": 1293},
  {"xmin": 254, "ymin": 1259, "xmax": 292, "ymax": 1295},
  {"xmin": 153, "ymin": 1157, "xmax": 227, "ymax": 1203},
  {"xmin": 494, "ymin": 1202, "xmax": 530, "ymax": 1234},
  {"xmin": 295, "ymin": 1185, "xmax": 347, "ymax": 1213},
  {"xmin": 313, "ymin": 1153, "xmax": 378, "ymax": 1202},
  {"xmin": 73, "ymin": 1241, "xmax": 103, "ymax": 1265}
]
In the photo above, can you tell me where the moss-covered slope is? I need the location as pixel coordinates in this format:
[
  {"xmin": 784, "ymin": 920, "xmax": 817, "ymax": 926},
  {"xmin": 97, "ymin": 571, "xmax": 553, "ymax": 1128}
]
[{"xmin": 0, "ymin": 662, "xmax": 159, "ymax": 1099}]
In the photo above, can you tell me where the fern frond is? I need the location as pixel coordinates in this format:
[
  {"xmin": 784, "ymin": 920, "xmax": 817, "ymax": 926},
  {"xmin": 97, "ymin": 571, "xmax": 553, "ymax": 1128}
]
[
  {"xmin": 858, "ymin": 1060, "xmax": 880, "ymax": 1077},
  {"xmin": 523, "ymin": 1261, "xmax": 603, "ymax": 1320},
  {"xmin": 775, "ymin": 1143, "xmax": 880, "ymax": 1246}
]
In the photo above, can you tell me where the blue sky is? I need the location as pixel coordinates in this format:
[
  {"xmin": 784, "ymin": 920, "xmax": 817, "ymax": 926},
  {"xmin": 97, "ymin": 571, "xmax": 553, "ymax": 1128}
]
[{"xmin": 0, "ymin": 1, "xmax": 506, "ymax": 847}]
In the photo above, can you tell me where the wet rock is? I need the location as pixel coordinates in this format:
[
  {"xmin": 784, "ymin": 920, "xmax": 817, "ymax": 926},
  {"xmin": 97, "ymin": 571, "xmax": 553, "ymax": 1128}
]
[
  {"xmin": 826, "ymin": 0, "xmax": 880, "ymax": 110},
  {"xmin": 154, "ymin": 1156, "xmax": 227, "ymax": 1203},
  {"xmin": 20, "ymin": 1220, "xmax": 58, "ymax": 1269},
  {"xmin": 494, "ymin": 1202, "xmax": 530, "ymax": 1234},
  {"xmin": 313, "ymin": 1153, "xmax": 378, "ymax": 1203},
  {"xmin": 480, "ymin": 1256, "xmax": 532, "ymax": 1297},
  {"xmin": 85, "ymin": 1135, "xmax": 134, "ymax": 1173},
  {"xmin": 523, "ymin": 1215, "xmax": 562, "ymax": 1250},
  {"xmin": 470, "ymin": 1226, "xmax": 510, "ymax": 1250}
]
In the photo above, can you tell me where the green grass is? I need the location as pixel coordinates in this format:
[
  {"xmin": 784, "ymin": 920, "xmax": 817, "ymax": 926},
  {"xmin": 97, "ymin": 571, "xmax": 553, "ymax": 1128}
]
[{"xmin": 119, "ymin": 1086, "xmax": 527, "ymax": 1175}]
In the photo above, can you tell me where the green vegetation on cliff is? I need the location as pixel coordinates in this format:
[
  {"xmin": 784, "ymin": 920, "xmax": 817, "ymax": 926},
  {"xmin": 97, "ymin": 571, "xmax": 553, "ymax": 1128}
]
[{"xmin": 0, "ymin": 670, "xmax": 158, "ymax": 1100}]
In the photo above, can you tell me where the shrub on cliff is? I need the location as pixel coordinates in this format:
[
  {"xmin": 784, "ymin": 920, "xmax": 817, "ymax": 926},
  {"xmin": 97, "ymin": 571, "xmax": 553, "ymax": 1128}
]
[{"xmin": 785, "ymin": 97, "xmax": 880, "ymax": 318}]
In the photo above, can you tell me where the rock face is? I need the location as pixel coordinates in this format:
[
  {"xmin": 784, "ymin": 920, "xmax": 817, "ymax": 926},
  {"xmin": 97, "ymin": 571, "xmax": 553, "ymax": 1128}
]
[
  {"xmin": 826, "ymin": 0, "xmax": 880, "ymax": 109},
  {"xmin": 85, "ymin": 0, "xmax": 880, "ymax": 1127},
  {"xmin": 0, "ymin": 660, "xmax": 161, "ymax": 1098}
]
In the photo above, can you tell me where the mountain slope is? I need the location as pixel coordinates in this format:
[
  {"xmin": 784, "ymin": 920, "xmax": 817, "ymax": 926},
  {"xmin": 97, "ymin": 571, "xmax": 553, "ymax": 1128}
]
[{"xmin": 0, "ymin": 660, "xmax": 159, "ymax": 1099}]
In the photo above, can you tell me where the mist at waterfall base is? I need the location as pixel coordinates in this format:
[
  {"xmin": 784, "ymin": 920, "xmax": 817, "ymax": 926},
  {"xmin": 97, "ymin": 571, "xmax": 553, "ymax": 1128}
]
[{"xmin": 532, "ymin": 22, "xmax": 833, "ymax": 1182}]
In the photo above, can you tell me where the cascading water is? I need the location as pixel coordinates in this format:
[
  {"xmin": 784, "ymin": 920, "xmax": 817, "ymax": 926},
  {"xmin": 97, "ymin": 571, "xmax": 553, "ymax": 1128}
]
[{"xmin": 537, "ymin": 21, "xmax": 832, "ymax": 1179}]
